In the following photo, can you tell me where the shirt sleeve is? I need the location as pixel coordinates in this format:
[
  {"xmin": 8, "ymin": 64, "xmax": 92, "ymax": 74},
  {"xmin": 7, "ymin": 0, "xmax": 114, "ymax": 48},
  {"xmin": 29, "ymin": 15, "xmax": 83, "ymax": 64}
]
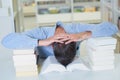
[
  {"xmin": 1, "ymin": 27, "xmax": 47, "ymax": 49},
  {"xmin": 91, "ymin": 22, "xmax": 118, "ymax": 37},
  {"xmin": 72, "ymin": 22, "xmax": 118, "ymax": 37}
]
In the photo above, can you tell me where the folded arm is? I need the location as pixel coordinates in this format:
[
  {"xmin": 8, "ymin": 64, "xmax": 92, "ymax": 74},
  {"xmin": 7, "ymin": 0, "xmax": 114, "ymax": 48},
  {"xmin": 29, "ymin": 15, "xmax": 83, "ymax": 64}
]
[
  {"xmin": 65, "ymin": 22, "xmax": 118, "ymax": 44},
  {"xmin": 65, "ymin": 31, "xmax": 92, "ymax": 44},
  {"xmin": 1, "ymin": 27, "xmax": 48, "ymax": 49}
]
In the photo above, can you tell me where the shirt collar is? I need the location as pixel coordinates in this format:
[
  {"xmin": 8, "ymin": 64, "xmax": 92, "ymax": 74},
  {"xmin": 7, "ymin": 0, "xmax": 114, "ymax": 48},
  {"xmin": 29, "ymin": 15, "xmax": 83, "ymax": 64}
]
[{"xmin": 56, "ymin": 21, "xmax": 64, "ymax": 28}]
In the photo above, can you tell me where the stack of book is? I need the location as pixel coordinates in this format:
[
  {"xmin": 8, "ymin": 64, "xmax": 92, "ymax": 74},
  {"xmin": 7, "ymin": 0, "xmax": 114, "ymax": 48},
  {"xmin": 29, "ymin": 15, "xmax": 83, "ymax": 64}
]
[
  {"xmin": 86, "ymin": 37, "xmax": 117, "ymax": 71},
  {"xmin": 13, "ymin": 49, "xmax": 37, "ymax": 76}
]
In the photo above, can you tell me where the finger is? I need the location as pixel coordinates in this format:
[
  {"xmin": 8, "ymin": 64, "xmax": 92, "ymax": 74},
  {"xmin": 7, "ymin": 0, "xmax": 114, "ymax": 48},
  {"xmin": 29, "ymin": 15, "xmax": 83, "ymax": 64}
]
[
  {"xmin": 77, "ymin": 38, "xmax": 82, "ymax": 41},
  {"xmin": 55, "ymin": 37, "xmax": 70, "ymax": 41},
  {"xmin": 55, "ymin": 34, "xmax": 69, "ymax": 38},
  {"xmin": 54, "ymin": 39, "xmax": 64, "ymax": 43},
  {"xmin": 55, "ymin": 36, "xmax": 68, "ymax": 40},
  {"xmin": 65, "ymin": 40, "xmax": 74, "ymax": 44},
  {"xmin": 59, "ymin": 37, "xmax": 71, "ymax": 42}
]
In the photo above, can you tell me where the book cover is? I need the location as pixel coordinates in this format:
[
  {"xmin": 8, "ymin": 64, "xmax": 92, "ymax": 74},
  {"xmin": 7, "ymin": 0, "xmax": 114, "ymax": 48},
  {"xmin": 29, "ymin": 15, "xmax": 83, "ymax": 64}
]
[{"xmin": 40, "ymin": 56, "xmax": 89, "ymax": 74}]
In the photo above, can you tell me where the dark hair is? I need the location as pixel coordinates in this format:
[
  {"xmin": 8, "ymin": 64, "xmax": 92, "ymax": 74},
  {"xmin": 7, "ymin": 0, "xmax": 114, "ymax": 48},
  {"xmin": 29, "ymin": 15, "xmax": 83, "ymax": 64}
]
[{"xmin": 53, "ymin": 42, "xmax": 76, "ymax": 67}]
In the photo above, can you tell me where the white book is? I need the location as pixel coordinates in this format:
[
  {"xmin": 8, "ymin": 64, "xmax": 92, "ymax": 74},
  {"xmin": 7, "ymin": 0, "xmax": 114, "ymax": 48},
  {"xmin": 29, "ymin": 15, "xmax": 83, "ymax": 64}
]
[
  {"xmin": 88, "ymin": 55, "xmax": 115, "ymax": 62},
  {"xmin": 87, "ymin": 52, "xmax": 114, "ymax": 60},
  {"xmin": 88, "ymin": 56, "xmax": 114, "ymax": 66},
  {"xmin": 89, "ymin": 60, "xmax": 114, "ymax": 66},
  {"xmin": 87, "ymin": 52, "xmax": 114, "ymax": 59},
  {"xmin": 90, "ymin": 65, "xmax": 114, "ymax": 71},
  {"xmin": 15, "ymin": 65, "xmax": 37, "ymax": 72},
  {"xmin": 87, "ymin": 44, "xmax": 116, "ymax": 50},
  {"xmin": 88, "ymin": 58, "xmax": 114, "ymax": 65},
  {"xmin": 13, "ymin": 49, "xmax": 34, "ymax": 55},
  {"xmin": 87, "ymin": 37, "xmax": 117, "ymax": 46},
  {"xmin": 13, "ymin": 55, "xmax": 36, "ymax": 66},
  {"xmin": 16, "ymin": 71, "xmax": 38, "ymax": 77},
  {"xmin": 87, "ymin": 48, "xmax": 114, "ymax": 55},
  {"xmin": 40, "ymin": 56, "xmax": 90, "ymax": 74},
  {"xmin": 80, "ymin": 56, "xmax": 114, "ymax": 71}
]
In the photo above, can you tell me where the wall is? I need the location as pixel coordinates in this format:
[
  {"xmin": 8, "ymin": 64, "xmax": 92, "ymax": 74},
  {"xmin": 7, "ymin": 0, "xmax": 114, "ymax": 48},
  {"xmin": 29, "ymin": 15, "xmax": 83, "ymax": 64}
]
[{"xmin": 0, "ymin": 0, "xmax": 15, "ymax": 80}]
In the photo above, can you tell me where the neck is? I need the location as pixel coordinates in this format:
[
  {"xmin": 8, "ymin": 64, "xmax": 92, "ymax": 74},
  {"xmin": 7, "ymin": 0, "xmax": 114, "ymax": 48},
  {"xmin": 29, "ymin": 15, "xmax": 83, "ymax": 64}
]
[{"xmin": 55, "ymin": 27, "xmax": 65, "ymax": 35}]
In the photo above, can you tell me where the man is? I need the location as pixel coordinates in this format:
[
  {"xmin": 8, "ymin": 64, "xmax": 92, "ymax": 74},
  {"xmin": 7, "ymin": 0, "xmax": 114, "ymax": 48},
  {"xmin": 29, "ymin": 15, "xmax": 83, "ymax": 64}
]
[
  {"xmin": 34, "ymin": 24, "xmax": 92, "ymax": 64},
  {"xmin": 1, "ymin": 21, "xmax": 118, "ymax": 60}
]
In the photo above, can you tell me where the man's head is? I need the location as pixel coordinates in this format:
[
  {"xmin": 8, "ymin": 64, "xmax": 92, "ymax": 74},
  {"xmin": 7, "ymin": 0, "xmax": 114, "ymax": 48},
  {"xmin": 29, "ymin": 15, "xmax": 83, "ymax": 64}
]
[
  {"xmin": 53, "ymin": 42, "xmax": 76, "ymax": 67},
  {"xmin": 54, "ymin": 25, "xmax": 66, "ymax": 35}
]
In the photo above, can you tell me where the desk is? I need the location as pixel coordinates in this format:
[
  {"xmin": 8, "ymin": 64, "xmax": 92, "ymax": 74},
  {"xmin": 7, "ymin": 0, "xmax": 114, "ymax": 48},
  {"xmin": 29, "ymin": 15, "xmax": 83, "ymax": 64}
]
[{"xmin": 39, "ymin": 54, "xmax": 120, "ymax": 80}]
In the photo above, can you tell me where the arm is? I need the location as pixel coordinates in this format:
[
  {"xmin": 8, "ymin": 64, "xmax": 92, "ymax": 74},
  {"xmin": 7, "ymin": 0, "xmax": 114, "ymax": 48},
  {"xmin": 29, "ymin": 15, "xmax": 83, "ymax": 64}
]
[
  {"xmin": 38, "ymin": 33, "xmax": 69, "ymax": 46},
  {"xmin": 1, "ymin": 27, "xmax": 48, "ymax": 49},
  {"xmin": 74, "ymin": 22, "xmax": 118, "ymax": 37},
  {"xmin": 65, "ymin": 31, "xmax": 92, "ymax": 44},
  {"xmin": 65, "ymin": 22, "xmax": 118, "ymax": 44},
  {"xmin": 91, "ymin": 22, "xmax": 118, "ymax": 37}
]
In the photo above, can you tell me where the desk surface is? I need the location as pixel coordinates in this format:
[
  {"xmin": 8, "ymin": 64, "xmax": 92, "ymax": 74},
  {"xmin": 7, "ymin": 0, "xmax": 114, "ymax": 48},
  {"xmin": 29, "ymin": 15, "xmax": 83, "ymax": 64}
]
[{"xmin": 39, "ymin": 54, "xmax": 120, "ymax": 80}]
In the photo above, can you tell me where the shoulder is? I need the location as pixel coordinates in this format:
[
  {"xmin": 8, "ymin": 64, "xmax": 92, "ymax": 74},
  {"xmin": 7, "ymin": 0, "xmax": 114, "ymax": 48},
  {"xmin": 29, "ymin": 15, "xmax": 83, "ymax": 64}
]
[{"xmin": 98, "ymin": 22, "xmax": 117, "ymax": 28}]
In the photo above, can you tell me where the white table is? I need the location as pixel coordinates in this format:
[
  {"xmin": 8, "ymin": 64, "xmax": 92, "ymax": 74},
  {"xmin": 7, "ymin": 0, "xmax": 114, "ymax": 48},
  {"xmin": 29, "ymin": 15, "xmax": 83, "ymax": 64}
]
[{"xmin": 39, "ymin": 54, "xmax": 120, "ymax": 80}]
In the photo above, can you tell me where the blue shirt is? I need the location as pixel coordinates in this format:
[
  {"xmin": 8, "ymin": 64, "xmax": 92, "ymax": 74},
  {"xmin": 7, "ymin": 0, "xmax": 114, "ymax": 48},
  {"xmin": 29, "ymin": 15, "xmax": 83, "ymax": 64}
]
[{"xmin": 1, "ymin": 21, "xmax": 118, "ymax": 56}]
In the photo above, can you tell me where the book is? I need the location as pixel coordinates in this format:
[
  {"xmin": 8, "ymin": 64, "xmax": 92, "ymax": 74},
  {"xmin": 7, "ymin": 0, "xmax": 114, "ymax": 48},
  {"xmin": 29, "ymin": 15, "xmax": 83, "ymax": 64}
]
[
  {"xmin": 89, "ymin": 60, "xmax": 114, "ymax": 66},
  {"xmin": 13, "ymin": 49, "xmax": 34, "ymax": 55},
  {"xmin": 87, "ymin": 48, "xmax": 114, "ymax": 56},
  {"xmin": 13, "ymin": 55, "xmax": 36, "ymax": 66},
  {"xmin": 90, "ymin": 65, "xmax": 114, "ymax": 71},
  {"xmin": 15, "ymin": 65, "xmax": 37, "ymax": 72},
  {"xmin": 81, "ymin": 56, "xmax": 114, "ymax": 71},
  {"xmin": 87, "ymin": 44, "xmax": 116, "ymax": 50},
  {"xmin": 86, "ymin": 37, "xmax": 117, "ymax": 46},
  {"xmin": 40, "ymin": 56, "xmax": 90, "ymax": 74},
  {"xmin": 87, "ymin": 56, "xmax": 114, "ymax": 66},
  {"xmin": 87, "ymin": 49, "xmax": 115, "ymax": 60}
]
